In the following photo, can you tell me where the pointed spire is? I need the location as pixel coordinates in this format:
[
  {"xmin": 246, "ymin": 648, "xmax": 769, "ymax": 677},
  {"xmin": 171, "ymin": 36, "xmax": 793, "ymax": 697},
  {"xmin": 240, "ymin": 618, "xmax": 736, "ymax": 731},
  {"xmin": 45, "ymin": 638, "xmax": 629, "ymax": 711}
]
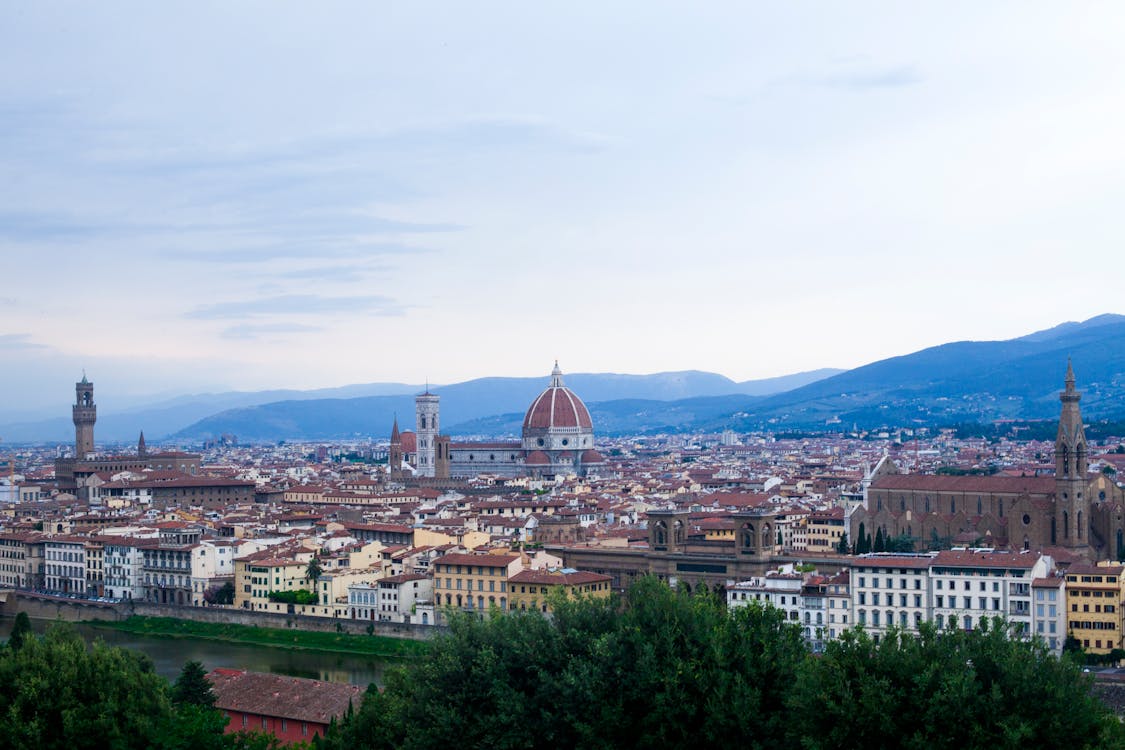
[
  {"xmin": 390, "ymin": 414, "xmax": 401, "ymax": 442},
  {"xmin": 80, "ymin": 369, "xmax": 88, "ymax": 384},
  {"xmin": 1066, "ymin": 357, "xmax": 1076, "ymax": 390},
  {"xmin": 550, "ymin": 360, "xmax": 564, "ymax": 388},
  {"xmin": 138, "ymin": 430, "xmax": 147, "ymax": 457}
]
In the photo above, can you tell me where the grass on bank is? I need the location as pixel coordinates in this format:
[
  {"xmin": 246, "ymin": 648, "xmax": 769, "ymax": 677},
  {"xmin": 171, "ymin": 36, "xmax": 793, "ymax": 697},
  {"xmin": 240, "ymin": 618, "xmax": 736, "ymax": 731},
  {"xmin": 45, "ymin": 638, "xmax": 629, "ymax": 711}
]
[{"xmin": 87, "ymin": 616, "xmax": 431, "ymax": 659}]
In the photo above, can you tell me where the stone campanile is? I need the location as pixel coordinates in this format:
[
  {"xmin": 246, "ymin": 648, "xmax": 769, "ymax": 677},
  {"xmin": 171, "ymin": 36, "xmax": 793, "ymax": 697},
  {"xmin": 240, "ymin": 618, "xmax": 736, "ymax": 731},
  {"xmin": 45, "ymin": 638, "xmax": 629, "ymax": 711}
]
[
  {"xmin": 1054, "ymin": 359, "xmax": 1090, "ymax": 559},
  {"xmin": 73, "ymin": 373, "xmax": 96, "ymax": 458},
  {"xmin": 415, "ymin": 390, "xmax": 439, "ymax": 478}
]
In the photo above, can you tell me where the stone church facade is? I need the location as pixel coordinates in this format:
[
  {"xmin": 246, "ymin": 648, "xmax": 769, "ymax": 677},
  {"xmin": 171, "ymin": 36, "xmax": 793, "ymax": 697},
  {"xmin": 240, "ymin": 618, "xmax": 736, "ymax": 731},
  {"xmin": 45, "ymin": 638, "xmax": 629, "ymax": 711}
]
[{"xmin": 850, "ymin": 362, "xmax": 1125, "ymax": 562}]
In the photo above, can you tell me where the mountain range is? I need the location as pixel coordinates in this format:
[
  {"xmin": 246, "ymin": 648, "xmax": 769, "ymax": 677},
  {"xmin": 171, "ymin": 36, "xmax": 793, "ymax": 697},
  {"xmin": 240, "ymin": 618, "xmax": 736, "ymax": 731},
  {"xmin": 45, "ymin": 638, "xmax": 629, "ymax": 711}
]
[{"xmin": 6, "ymin": 314, "xmax": 1125, "ymax": 443}]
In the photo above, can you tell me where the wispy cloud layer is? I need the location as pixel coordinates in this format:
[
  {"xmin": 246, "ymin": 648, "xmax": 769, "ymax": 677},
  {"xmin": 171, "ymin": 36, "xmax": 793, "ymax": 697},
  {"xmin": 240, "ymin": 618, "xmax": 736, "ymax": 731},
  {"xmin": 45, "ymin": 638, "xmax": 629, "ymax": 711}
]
[{"xmin": 186, "ymin": 294, "xmax": 407, "ymax": 320}]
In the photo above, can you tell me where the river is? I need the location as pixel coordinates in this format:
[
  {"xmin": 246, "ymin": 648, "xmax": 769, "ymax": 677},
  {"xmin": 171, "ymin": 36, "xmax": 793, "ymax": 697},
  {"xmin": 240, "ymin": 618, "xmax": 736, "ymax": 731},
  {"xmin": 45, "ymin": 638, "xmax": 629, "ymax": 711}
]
[{"xmin": 0, "ymin": 616, "xmax": 393, "ymax": 687}]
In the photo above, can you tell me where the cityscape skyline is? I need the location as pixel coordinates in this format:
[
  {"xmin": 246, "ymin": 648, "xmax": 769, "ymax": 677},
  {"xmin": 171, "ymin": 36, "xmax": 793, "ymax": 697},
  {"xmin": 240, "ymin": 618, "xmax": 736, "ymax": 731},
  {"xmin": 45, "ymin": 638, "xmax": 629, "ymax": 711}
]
[{"xmin": 4, "ymin": 4, "xmax": 1125, "ymax": 411}]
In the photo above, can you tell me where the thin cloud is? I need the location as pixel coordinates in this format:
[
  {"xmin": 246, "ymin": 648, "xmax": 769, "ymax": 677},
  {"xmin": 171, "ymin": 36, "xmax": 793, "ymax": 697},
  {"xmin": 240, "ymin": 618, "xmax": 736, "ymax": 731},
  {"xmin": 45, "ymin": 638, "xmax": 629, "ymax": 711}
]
[
  {"xmin": 808, "ymin": 65, "xmax": 923, "ymax": 90},
  {"xmin": 0, "ymin": 334, "xmax": 47, "ymax": 350},
  {"xmin": 186, "ymin": 294, "xmax": 407, "ymax": 320},
  {"xmin": 220, "ymin": 323, "xmax": 323, "ymax": 340}
]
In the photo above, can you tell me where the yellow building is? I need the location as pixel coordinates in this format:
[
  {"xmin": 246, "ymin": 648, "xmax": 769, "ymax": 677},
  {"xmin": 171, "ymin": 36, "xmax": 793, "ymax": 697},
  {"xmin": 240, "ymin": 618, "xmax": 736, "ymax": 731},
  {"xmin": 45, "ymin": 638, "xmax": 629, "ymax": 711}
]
[
  {"xmin": 507, "ymin": 569, "xmax": 612, "ymax": 613},
  {"xmin": 806, "ymin": 507, "xmax": 846, "ymax": 553},
  {"xmin": 432, "ymin": 551, "xmax": 523, "ymax": 615},
  {"xmin": 1065, "ymin": 562, "xmax": 1125, "ymax": 656},
  {"xmin": 233, "ymin": 554, "xmax": 308, "ymax": 611}
]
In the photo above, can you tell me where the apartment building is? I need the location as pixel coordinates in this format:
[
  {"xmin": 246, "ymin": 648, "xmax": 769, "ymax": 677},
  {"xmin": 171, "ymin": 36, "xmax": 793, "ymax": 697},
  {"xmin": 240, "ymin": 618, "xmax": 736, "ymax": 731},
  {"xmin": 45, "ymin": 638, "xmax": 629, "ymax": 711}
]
[{"xmin": 1065, "ymin": 563, "xmax": 1125, "ymax": 656}]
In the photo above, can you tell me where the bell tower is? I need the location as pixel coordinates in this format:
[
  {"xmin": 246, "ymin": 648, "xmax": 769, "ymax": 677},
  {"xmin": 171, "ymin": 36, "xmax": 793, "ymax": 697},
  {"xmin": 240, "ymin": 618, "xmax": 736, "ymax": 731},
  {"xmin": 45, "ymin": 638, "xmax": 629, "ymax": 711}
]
[
  {"xmin": 388, "ymin": 416, "xmax": 404, "ymax": 480},
  {"xmin": 415, "ymin": 390, "xmax": 440, "ymax": 478},
  {"xmin": 1054, "ymin": 359, "xmax": 1090, "ymax": 559},
  {"xmin": 73, "ymin": 373, "xmax": 96, "ymax": 459}
]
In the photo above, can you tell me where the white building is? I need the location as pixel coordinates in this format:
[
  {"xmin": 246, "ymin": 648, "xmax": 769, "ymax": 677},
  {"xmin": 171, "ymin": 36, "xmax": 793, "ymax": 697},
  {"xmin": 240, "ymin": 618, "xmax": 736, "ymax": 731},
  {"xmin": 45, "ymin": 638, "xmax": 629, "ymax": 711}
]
[
  {"xmin": 189, "ymin": 539, "xmax": 237, "ymax": 605},
  {"xmin": 930, "ymin": 549, "xmax": 1050, "ymax": 637},
  {"xmin": 44, "ymin": 536, "xmax": 87, "ymax": 594},
  {"xmin": 103, "ymin": 539, "xmax": 148, "ymax": 600},
  {"xmin": 1031, "ymin": 574, "xmax": 1067, "ymax": 655},
  {"xmin": 851, "ymin": 553, "xmax": 935, "ymax": 637},
  {"xmin": 726, "ymin": 571, "xmax": 803, "ymax": 624}
]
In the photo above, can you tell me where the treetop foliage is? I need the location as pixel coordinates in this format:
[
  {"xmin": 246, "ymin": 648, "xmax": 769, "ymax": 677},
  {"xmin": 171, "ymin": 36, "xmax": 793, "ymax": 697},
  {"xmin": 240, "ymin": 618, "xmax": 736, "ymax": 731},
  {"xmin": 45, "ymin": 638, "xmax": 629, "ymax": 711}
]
[
  {"xmin": 0, "ymin": 621, "xmax": 303, "ymax": 750},
  {"xmin": 318, "ymin": 577, "xmax": 1124, "ymax": 750}
]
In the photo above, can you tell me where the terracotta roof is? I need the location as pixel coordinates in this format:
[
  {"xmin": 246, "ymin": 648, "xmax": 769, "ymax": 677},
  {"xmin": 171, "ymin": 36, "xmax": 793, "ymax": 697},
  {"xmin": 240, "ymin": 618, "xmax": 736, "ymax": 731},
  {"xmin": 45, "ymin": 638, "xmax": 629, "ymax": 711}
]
[
  {"xmin": 522, "ymin": 365, "xmax": 593, "ymax": 431},
  {"xmin": 871, "ymin": 474, "xmax": 1056, "ymax": 494},
  {"xmin": 931, "ymin": 549, "xmax": 1042, "ymax": 569},
  {"xmin": 852, "ymin": 554, "xmax": 934, "ymax": 569},
  {"xmin": 433, "ymin": 552, "xmax": 519, "ymax": 567},
  {"xmin": 525, "ymin": 451, "xmax": 551, "ymax": 466},
  {"xmin": 509, "ymin": 569, "xmax": 610, "ymax": 586},
  {"xmin": 208, "ymin": 669, "xmax": 360, "ymax": 725}
]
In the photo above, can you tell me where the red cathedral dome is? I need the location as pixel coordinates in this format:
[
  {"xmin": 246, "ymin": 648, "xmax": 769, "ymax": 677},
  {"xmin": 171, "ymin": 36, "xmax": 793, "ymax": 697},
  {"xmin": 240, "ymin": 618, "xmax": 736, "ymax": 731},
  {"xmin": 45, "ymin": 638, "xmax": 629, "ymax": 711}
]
[{"xmin": 522, "ymin": 363, "xmax": 593, "ymax": 432}]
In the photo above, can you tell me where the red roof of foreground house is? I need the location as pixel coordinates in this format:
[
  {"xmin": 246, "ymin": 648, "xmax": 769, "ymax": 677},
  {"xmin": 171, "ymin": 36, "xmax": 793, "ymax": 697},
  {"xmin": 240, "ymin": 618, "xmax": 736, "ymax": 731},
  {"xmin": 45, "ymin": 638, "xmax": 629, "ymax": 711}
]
[{"xmin": 207, "ymin": 669, "xmax": 360, "ymax": 725}]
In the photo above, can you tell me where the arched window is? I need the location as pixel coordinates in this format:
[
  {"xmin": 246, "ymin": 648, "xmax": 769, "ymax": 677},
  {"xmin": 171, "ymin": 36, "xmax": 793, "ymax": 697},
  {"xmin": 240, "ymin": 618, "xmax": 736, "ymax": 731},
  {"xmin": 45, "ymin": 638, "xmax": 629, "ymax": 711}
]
[
  {"xmin": 1078, "ymin": 511, "xmax": 1083, "ymax": 540},
  {"xmin": 1063, "ymin": 510, "xmax": 1069, "ymax": 540}
]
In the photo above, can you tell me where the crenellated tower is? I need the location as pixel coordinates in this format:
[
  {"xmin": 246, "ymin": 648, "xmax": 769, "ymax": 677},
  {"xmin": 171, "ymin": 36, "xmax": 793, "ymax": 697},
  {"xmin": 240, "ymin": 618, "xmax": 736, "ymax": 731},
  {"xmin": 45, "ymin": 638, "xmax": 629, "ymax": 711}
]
[
  {"xmin": 1054, "ymin": 359, "xmax": 1090, "ymax": 559},
  {"xmin": 73, "ymin": 373, "xmax": 96, "ymax": 458}
]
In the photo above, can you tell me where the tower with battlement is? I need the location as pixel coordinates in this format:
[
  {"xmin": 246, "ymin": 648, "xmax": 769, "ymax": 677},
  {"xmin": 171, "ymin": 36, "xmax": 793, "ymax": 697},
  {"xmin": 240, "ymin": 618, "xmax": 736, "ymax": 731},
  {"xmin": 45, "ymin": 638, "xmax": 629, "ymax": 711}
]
[{"xmin": 73, "ymin": 374, "xmax": 96, "ymax": 459}]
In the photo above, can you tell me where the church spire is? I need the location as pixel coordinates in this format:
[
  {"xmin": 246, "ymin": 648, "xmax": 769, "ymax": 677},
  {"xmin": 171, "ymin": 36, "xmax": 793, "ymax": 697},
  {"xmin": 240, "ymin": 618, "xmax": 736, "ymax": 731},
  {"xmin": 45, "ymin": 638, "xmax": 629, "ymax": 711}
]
[
  {"xmin": 550, "ymin": 360, "xmax": 564, "ymax": 388},
  {"xmin": 138, "ymin": 430, "xmax": 147, "ymax": 458}
]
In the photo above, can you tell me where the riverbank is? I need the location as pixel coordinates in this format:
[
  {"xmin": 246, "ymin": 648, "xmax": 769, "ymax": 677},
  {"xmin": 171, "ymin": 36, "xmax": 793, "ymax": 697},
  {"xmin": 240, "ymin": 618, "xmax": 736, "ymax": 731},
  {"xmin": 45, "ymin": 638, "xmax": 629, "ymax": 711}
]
[{"xmin": 88, "ymin": 616, "xmax": 432, "ymax": 660}]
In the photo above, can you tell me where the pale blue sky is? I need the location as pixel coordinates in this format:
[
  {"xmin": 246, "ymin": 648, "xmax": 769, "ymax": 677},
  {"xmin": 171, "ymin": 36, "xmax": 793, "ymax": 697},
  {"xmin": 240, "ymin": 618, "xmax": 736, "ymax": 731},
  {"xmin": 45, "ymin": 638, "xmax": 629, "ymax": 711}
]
[{"xmin": 2, "ymin": 2, "xmax": 1124, "ymax": 415}]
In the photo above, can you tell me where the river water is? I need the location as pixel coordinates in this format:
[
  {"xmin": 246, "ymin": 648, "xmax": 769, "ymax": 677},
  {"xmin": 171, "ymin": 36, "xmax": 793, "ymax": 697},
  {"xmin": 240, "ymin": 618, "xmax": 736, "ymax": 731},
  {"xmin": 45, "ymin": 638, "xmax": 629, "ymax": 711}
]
[{"xmin": 0, "ymin": 616, "xmax": 393, "ymax": 687}]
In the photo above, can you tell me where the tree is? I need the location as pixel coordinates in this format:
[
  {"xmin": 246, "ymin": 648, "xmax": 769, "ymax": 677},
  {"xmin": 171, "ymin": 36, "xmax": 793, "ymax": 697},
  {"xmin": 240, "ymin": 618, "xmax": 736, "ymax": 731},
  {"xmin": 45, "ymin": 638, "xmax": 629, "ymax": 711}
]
[
  {"xmin": 204, "ymin": 582, "xmax": 235, "ymax": 606},
  {"xmin": 836, "ymin": 532, "xmax": 850, "ymax": 554},
  {"xmin": 306, "ymin": 554, "xmax": 323, "ymax": 585},
  {"xmin": 873, "ymin": 526, "xmax": 886, "ymax": 553},
  {"xmin": 7, "ymin": 611, "xmax": 32, "ymax": 652},
  {"xmin": 788, "ymin": 620, "xmax": 1125, "ymax": 750},
  {"xmin": 321, "ymin": 577, "xmax": 805, "ymax": 750},
  {"xmin": 0, "ymin": 623, "xmax": 175, "ymax": 749},
  {"xmin": 856, "ymin": 522, "xmax": 869, "ymax": 554},
  {"xmin": 171, "ymin": 660, "xmax": 216, "ymax": 708}
]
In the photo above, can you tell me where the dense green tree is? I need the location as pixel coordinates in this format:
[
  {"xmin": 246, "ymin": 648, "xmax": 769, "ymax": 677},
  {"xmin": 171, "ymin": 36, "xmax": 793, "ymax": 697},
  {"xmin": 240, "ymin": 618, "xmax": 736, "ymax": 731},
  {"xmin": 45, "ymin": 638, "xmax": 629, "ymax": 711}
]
[
  {"xmin": 788, "ymin": 619, "xmax": 1125, "ymax": 750},
  {"xmin": 856, "ymin": 522, "xmax": 870, "ymax": 554},
  {"xmin": 172, "ymin": 660, "xmax": 217, "ymax": 708},
  {"xmin": 0, "ymin": 623, "xmax": 174, "ymax": 749},
  {"xmin": 321, "ymin": 578, "xmax": 804, "ymax": 750},
  {"xmin": 205, "ymin": 581, "xmax": 236, "ymax": 605},
  {"xmin": 7, "ymin": 611, "xmax": 32, "ymax": 652},
  {"xmin": 873, "ymin": 526, "xmax": 886, "ymax": 552},
  {"xmin": 837, "ymin": 531, "xmax": 850, "ymax": 554}
]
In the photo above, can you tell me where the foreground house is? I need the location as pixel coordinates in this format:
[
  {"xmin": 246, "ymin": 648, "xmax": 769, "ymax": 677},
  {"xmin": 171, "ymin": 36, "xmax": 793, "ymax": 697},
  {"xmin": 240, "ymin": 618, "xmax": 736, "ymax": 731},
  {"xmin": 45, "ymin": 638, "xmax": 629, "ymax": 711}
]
[{"xmin": 207, "ymin": 668, "xmax": 361, "ymax": 744}]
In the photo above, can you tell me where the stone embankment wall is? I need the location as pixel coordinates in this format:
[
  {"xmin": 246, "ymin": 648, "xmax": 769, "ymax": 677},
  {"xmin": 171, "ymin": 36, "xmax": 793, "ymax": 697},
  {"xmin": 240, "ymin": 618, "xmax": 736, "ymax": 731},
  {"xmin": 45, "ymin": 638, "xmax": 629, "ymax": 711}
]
[{"xmin": 3, "ymin": 592, "xmax": 440, "ymax": 641}]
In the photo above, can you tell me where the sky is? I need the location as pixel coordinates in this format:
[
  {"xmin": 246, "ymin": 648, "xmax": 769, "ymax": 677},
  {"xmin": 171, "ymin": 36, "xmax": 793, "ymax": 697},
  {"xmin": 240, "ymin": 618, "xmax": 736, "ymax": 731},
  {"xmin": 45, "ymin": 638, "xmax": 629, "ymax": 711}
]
[{"xmin": 3, "ymin": 2, "xmax": 1125, "ymax": 417}]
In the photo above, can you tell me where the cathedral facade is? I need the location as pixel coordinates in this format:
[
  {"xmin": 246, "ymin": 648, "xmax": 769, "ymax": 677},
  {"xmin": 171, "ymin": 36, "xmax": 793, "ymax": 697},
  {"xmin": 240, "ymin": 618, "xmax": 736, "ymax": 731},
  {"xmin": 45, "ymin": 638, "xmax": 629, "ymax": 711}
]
[
  {"xmin": 850, "ymin": 362, "xmax": 1125, "ymax": 562},
  {"xmin": 388, "ymin": 363, "xmax": 605, "ymax": 480}
]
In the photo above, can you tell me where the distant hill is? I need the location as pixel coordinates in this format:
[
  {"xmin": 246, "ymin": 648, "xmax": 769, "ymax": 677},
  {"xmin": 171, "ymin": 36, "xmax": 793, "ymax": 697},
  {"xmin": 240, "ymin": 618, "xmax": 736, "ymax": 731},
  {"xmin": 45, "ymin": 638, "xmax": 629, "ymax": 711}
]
[
  {"xmin": 14, "ymin": 314, "xmax": 1125, "ymax": 443},
  {"xmin": 715, "ymin": 315, "xmax": 1125, "ymax": 431},
  {"xmin": 0, "ymin": 382, "xmax": 426, "ymax": 443},
  {"xmin": 170, "ymin": 369, "xmax": 837, "ymax": 443}
]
